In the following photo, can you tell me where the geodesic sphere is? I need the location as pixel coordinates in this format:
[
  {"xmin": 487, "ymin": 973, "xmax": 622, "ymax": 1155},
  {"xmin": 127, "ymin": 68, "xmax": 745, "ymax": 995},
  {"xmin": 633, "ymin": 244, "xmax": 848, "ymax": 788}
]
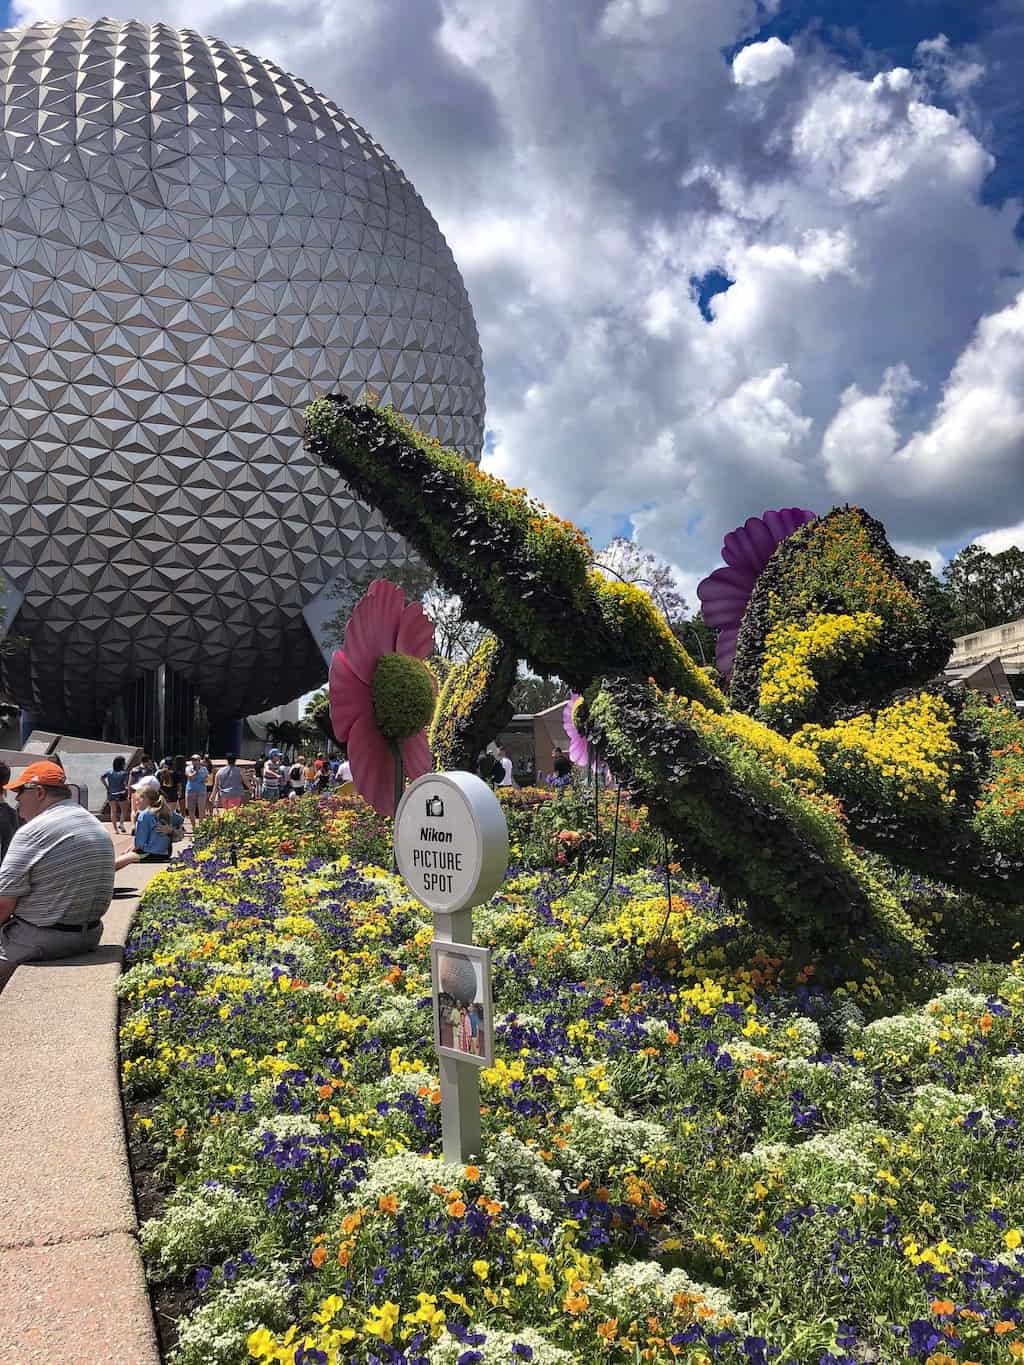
[
  {"xmin": 0, "ymin": 19, "xmax": 485, "ymax": 732},
  {"xmin": 438, "ymin": 952, "xmax": 478, "ymax": 1005}
]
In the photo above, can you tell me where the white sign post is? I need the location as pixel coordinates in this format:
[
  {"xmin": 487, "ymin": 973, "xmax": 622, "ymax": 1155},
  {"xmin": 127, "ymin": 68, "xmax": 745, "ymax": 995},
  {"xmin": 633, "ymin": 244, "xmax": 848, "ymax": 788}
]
[{"xmin": 394, "ymin": 771, "xmax": 508, "ymax": 1163}]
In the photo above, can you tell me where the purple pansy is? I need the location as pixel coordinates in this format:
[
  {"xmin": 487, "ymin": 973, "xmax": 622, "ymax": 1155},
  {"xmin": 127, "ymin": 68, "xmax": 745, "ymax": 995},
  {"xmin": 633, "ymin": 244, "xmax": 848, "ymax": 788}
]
[{"xmin": 696, "ymin": 508, "xmax": 817, "ymax": 677}]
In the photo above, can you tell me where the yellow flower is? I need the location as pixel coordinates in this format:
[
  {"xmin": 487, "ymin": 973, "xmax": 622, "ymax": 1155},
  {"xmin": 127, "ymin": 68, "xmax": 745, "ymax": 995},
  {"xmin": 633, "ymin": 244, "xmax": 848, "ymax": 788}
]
[{"xmin": 472, "ymin": 1259, "xmax": 489, "ymax": 1281}]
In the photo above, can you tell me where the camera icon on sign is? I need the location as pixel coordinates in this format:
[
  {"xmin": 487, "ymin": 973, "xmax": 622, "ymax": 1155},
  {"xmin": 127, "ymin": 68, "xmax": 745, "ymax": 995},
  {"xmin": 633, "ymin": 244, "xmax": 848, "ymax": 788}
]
[{"xmin": 425, "ymin": 796, "xmax": 445, "ymax": 818}]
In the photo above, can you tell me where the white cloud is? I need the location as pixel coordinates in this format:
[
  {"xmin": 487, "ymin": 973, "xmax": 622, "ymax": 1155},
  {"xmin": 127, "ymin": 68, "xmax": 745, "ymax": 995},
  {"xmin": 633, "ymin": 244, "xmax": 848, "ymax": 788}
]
[
  {"xmin": 891, "ymin": 541, "xmax": 947, "ymax": 575},
  {"xmin": 824, "ymin": 293, "xmax": 1024, "ymax": 524},
  {"xmin": 823, "ymin": 364, "xmax": 920, "ymax": 496},
  {"xmin": 7, "ymin": 0, "xmax": 1024, "ymax": 594},
  {"xmin": 978, "ymin": 521, "xmax": 1024, "ymax": 556},
  {"xmin": 732, "ymin": 37, "xmax": 795, "ymax": 87}
]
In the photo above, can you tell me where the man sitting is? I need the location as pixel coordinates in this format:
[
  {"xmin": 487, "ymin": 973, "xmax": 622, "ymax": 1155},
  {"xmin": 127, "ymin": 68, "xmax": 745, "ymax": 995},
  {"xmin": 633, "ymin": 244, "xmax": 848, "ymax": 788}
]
[{"xmin": 0, "ymin": 761, "xmax": 115, "ymax": 996}]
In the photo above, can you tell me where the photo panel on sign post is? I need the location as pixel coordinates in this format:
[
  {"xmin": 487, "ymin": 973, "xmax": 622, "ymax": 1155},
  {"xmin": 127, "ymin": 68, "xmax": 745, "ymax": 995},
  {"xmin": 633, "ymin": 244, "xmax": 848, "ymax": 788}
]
[{"xmin": 431, "ymin": 940, "xmax": 493, "ymax": 1067}]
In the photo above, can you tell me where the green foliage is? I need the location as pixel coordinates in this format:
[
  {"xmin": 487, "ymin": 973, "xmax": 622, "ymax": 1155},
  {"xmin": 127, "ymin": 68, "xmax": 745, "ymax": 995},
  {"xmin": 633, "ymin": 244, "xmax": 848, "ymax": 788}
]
[
  {"xmin": 304, "ymin": 395, "xmax": 725, "ymax": 709},
  {"xmin": 943, "ymin": 541, "xmax": 1024, "ymax": 633},
  {"xmin": 730, "ymin": 507, "xmax": 953, "ymax": 723},
  {"xmin": 191, "ymin": 793, "xmax": 391, "ymax": 866},
  {"xmin": 370, "ymin": 652, "xmax": 436, "ymax": 742},
  {"xmin": 122, "ymin": 807, "xmax": 1024, "ymax": 1361},
  {"xmin": 966, "ymin": 692, "xmax": 1024, "ymax": 858},
  {"xmin": 305, "ymin": 397, "xmax": 1024, "ymax": 936},
  {"xmin": 302, "ymin": 689, "xmax": 334, "ymax": 742},
  {"xmin": 583, "ymin": 676, "xmax": 923, "ymax": 950},
  {"xmin": 508, "ymin": 672, "xmax": 566, "ymax": 713},
  {"xmin": 497, "ymin": 781, "xmax": 664, "ymax": 874},
  {"xmin": 592, "ymin": 576, "xmax": 724, "ymax": 710},
  {"xmin": 428, "ymin": 632, "xmax": 517, "ymax": 770}
]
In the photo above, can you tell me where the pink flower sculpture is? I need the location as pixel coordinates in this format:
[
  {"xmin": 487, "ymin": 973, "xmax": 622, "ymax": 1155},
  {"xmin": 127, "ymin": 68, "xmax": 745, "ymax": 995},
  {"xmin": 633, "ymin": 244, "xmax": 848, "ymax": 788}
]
[
  {"xmin": 329, "ymin": 579, "xmax": 436, "ymax": 817},
  {"xmin": 696, "ymin": 508, "xmax": 816, "ymax": 678},
  {"xmin": 562, "ymin": 694, "xmax": 590, "ymax": 767}
]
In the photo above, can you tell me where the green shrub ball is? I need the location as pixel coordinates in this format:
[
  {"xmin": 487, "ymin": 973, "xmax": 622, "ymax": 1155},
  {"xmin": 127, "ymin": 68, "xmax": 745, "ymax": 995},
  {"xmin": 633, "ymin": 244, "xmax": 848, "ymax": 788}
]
[{"xmin": 371, "ymin": 653, "xmax": 436, "ymax": 742}]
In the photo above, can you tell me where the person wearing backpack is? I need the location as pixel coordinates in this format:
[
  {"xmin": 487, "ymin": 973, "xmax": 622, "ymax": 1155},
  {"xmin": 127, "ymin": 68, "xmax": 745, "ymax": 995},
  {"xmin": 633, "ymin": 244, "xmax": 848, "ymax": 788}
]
[{"xmin": 288, "ymin": 757, "xmax": 306, "ymax": 799}]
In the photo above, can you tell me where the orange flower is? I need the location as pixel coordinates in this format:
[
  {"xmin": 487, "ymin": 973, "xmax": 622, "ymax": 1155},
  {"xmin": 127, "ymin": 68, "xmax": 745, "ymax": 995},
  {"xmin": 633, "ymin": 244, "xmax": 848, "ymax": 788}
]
[
  {"xmin": 447, "ymin": 1199, "xmax": 467, "ymax": 1218},
  {"xmin": 563, "ymin": 1291, "xmax": 590, "ymax": 1314},
  {"xmin": 378, "ymin": 1193, "xmax": 399, "ymax": 1215},
  {"xmin": 464, "ymin": 1165, "xmax": 481, "ymax": 1181},
  {"xmin": 318, "ymin": 1084, "xmax": 333, "ymax": 1099},
  {"xmin": 596, "ymin": 1318, "xmax": 618, "ymax": 1342},
  {"xmin": 994, "ymin": 1320, "xmax": 1018, "ymax": 1335},
  {"xmin": 310, "ymin": 1246, "xmax": 327, "ymax": 1269},
  {"xmin": 979, "ymin": 1013, "xmax": 993, "ymax": 1035},
  {"xmin": 930, "ymin": 1300, "xmax": 955, "ymax": 1317}
]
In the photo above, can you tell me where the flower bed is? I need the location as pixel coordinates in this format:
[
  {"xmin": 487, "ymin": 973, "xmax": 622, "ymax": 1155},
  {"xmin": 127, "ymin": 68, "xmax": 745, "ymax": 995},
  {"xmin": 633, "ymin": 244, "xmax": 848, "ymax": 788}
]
[{"xmin": 121, "ymin": 804, "xmax": 1024, "ymax": 1365}]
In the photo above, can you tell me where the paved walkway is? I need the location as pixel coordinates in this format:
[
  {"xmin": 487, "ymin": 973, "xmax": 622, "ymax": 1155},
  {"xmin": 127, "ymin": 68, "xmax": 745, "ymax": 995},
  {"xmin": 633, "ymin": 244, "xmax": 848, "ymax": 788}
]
[{"xmin": 0, "ymin": 828, "xmax": 177, "ymax": 1365}]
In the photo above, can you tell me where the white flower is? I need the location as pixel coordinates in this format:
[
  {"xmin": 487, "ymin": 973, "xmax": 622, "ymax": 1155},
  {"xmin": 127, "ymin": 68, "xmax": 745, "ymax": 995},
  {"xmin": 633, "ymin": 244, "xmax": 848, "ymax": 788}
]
[
  {"xmin": 430, "ymin": 1324, "xmax": 575, "ymax": 1364},
  {"xmin": 909, "ymin": 1083, "xmax": 978, "ymax": 1128},
  {"xmin": 598, "ymin": 1259, "xmax": 741, "ymax": 1325},
  {"xmin": 859, "ymin": 1013, "xmax": 941, "ymax": 1064},
  {"xmin": 172, "ymin": 1274, "xmax": 291, "ymax": 1365}
]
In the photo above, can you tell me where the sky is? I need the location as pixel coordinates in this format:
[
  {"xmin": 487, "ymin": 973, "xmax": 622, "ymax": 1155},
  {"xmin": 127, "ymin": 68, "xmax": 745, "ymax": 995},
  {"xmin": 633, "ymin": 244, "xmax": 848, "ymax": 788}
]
[{"xmin": 4, "ymin": 0, "xmax": 1024, "ymax": 610}]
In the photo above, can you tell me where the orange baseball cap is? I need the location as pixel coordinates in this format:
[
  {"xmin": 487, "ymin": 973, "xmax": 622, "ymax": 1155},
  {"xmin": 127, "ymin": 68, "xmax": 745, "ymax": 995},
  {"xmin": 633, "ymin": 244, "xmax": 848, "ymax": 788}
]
[{"xmin": 8, "ymin": 760, "xmax": 67, "ymax": 790}]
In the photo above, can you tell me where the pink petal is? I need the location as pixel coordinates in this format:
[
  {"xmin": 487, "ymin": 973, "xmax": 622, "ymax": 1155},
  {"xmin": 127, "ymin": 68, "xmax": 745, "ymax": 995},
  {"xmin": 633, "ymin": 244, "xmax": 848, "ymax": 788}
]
[
  {"xmin": 401, "ymin": 729, "xmax": 433, "ymax": 782},
  {"xmin": 343, "ymin": 579, "xmax": 405, "ymax": 684},
  {"xmin": 562, "ymin": 694, "xmax": 581, "ymax": 743},
  {"xmin": 568, "ymin": 732, "xmax": 589, "ymax": 767},
  {"xmin": 348, "ymin": 710, "xmax": 398, "ymax": 817},
  {"xmin": 328, "ymin": 651, "xmax": 372, "ymax": 742},
  {"xmin": 395, "ymin": 600, "xmax": 435, "ymax": 660}
]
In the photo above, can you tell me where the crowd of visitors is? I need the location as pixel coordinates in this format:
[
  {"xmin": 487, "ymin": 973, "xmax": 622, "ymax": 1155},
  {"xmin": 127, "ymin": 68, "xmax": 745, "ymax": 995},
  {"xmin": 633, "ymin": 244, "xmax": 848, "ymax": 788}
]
[{"xmin": 0, "ymin": 745, "xmax": 350, "ymax": 995}]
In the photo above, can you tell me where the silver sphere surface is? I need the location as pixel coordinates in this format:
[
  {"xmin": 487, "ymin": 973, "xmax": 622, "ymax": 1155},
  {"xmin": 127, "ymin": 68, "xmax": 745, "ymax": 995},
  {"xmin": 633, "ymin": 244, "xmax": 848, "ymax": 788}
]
[{"xmin": 0, "ymin": 18, "xmax": 485, "ymax": 731}]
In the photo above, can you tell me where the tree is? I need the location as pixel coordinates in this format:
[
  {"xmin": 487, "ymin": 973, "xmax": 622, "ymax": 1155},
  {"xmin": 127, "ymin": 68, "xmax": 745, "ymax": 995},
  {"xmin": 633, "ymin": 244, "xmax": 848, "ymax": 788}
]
[
  {"xmin": 896, "ymin": 555, "xmax": 957, "ymax": 636},
  {"xmin": 263, "ymin": 719, "xmax": 317, "ymax": 758},
  {"xmin": 674, "ymin": 609, "xmax": 717, "ymax": 672},
  {"xmin": 592, "ymin": 536, "xmax": 689, "ymax": 632},
  {"xmin": 508, "ymin": 672, "xmax": 566, "ymax": 713},
  {"xmin": 941, "ymin": 543, "xmax": 1024, "ymax": 634},
  {"xmin": 303, "ymin": 690, "xmax": 334, "ymax": 743},
  {"xmin": 318, "ymin": 559, "xmax": 485, "ymax": 663}
]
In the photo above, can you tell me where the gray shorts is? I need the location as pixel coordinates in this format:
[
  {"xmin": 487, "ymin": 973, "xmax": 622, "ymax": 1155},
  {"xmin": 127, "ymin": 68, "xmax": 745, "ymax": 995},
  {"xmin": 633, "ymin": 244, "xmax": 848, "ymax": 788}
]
[{"xmin": 0, "ymin": 917, "xmax": 104, "ymax": 965}]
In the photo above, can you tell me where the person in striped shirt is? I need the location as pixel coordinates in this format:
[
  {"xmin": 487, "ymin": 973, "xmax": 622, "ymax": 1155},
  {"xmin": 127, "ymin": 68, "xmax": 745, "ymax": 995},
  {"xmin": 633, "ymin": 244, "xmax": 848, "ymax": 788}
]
[{"xmin": 0, "ymin": 761, "xmax": 115, "ymax": 996}]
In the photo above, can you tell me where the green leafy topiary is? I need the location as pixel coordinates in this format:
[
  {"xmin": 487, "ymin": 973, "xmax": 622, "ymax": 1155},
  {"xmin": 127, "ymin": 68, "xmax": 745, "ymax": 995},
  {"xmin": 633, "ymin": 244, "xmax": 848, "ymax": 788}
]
[
  {"xmin": 305, "ymin": 395, "xmax": 725, "ymax": 711},
  {"xmin": 581, "ymin": 676, "xmax": 923, "ymax": 950},
  {"xmin": 304, "ymin": 395, "xmax": 1023, "ymax": 944},
  {"xmin": 429, "ymin": 632, "xmax": 518, "ymax": 771},
  {"xmin": 371, "ymin": 653, "xmax": 436, "ymax": 742},
  {"xmin": 730, "ymin": 507, "xmax": 952, "ymax": 726}
]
